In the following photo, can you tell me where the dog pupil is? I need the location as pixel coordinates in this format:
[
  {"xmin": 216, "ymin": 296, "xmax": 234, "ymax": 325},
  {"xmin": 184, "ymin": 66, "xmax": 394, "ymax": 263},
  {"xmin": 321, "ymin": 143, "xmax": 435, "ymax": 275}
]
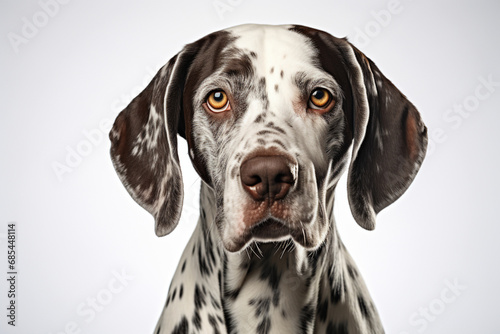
[
  {"xmin": 214, "ymin": 92, "xmax": 223, "ymax": 101},
  {"xmin": 313, "ymin": 90, "xmax": 324, "ymax": 100}
]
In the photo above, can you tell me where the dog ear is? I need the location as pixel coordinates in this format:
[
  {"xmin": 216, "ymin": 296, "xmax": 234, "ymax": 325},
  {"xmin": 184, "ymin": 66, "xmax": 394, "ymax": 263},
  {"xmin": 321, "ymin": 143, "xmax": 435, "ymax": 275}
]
[
  {"xmin": 109, "ymin": 46, "xmax": 200, "ymax": 237},
  {"xmin": 289, "ymin": 26, "xmax": 427, "ymax": 230},
  {"xmin": 339, "ymin": 41, "xmax": 428, "ymax": 230}
]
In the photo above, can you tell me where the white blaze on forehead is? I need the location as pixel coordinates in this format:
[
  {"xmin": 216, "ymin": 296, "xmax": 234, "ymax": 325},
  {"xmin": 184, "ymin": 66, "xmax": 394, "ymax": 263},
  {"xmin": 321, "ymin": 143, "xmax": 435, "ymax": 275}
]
[{"xmin": 225, "ymin": 24, "xmax": 318, "ymax": 78}]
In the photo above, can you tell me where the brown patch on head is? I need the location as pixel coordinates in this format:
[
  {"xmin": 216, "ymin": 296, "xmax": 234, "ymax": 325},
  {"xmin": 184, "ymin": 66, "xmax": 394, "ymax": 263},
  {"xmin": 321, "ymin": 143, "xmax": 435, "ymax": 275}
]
[
  {"xmin": 289, "ymin": 25, "xmax": 354, "ymax": 145},
  {"xmin": 181, "ymin": 31, "xmax": 234, "ymax": 185}
]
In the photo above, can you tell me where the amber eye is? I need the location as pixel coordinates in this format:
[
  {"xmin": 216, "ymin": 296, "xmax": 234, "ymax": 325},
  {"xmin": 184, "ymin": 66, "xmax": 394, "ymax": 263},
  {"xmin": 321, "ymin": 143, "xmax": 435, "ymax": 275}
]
[
  {"xmin": 309, "ymin": 88, "xmax": 332, "ymax": 109},
  {"xmin": 206, "ymin": 90, "xmax": 230, "ymax": 112}
]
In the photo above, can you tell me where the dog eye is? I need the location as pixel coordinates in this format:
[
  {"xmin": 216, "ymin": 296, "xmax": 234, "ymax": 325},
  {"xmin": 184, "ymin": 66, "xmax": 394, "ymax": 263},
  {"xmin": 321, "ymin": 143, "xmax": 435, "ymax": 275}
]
[
  {"xmin": 206, "ymin": 90, "xmax": 231, "ymax": 112},
  {"xmin": 309, "ymin": 88, "xmax": 334, "ymax": 110}
]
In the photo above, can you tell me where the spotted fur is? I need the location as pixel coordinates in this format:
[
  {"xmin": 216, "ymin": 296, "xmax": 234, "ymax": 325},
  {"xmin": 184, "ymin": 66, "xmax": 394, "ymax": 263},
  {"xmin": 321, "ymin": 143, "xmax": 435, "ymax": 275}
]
[{"xmin": 109, "ymin": 24, "xmax": 428, "ymax": 334}]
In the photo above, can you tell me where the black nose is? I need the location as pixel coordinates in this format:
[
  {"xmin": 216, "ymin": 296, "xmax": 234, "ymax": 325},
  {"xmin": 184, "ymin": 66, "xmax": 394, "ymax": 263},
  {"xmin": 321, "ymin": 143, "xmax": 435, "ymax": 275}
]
[{"xmin": 240, "ymin": 155, "xmax": 295, "ymax": 201}]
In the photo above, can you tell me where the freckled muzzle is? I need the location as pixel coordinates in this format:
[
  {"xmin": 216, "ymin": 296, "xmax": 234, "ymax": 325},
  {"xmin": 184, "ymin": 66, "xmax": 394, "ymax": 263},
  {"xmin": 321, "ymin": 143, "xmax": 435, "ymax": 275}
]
[
  {"xmin": 237, "ymin": 153, "xmax": 298, "ymax": 245},
  {"xmin": 221, "ymin": 147, "xmax": 324, "ymax": 251}
]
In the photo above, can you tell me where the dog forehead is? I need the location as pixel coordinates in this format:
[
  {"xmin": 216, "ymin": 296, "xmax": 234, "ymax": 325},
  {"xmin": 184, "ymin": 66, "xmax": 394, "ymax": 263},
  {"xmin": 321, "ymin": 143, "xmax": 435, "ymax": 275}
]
[{"xmin": 224, "ymin": 24, "xmax": 318, "ymax": 76}]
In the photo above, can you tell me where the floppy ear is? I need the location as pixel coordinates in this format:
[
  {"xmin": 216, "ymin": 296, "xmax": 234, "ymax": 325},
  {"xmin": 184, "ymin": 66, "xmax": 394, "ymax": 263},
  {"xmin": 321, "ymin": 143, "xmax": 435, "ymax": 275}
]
[
  {"xmin": 339, "ymin": 41, "xmax": 428, "ymax": 230},
  {"xmin": 109, "ymin": 46, "xmax": 199, "ymax": 237},
  {"xmin": 289, "ymin": 26, "xmax": 427, "ymax": 229}
]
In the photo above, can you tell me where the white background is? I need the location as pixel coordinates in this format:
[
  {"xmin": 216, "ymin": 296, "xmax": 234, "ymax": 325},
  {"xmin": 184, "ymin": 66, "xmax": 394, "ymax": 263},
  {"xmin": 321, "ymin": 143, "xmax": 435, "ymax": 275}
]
[{"xmin": 1, "ymin": 0, "xmax": 499, "ymax": 333}]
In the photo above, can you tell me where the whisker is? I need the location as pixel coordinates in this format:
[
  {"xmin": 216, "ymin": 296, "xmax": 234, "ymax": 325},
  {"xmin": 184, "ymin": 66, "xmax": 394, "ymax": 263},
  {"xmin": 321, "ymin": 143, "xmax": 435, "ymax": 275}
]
[
  {"xmin": 299, "ymin": 221, "xmax": 307, "ymax": 246},
  {"xmin": 280, "ymin": 239, "xmax": 292, "ymax": 259},
  {"xmin": 249, "ymin": 244, "xmax": 261, "ymax": 259},
  {"xmin": 254, "ymin": 242, "xmax": 263, "ymax": 257}
]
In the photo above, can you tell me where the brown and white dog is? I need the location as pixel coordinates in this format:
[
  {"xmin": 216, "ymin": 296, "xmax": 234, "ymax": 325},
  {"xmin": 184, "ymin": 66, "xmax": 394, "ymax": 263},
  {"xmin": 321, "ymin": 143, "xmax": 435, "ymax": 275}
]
[{"xmin": 109, "ymin": 24, "xmax": 427, "ymax": 334}]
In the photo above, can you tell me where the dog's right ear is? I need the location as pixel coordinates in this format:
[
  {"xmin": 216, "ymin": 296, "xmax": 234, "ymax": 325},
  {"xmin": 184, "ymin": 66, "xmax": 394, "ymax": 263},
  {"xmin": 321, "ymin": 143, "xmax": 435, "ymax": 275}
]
[{"xmin": 109, "ymin": 47, "xmax": 199, "ymax": 237}]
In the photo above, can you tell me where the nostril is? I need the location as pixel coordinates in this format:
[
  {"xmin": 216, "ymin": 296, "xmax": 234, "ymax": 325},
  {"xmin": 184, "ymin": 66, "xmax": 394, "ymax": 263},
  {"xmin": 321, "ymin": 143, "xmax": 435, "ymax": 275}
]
[
  {"xmin": 241, "ymin": 174, "xmax": 262, "ymax": 187},
  {"xmin": 276, "ymin": 172, "xmax": 294, "ymax": 184}
]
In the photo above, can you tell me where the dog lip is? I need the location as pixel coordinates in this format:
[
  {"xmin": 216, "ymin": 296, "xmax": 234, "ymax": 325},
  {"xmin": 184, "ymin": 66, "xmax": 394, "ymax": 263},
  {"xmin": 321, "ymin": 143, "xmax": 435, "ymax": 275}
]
[
  {"xmin": 224, "ymin": 218, "xmax": 291, "ymax": 252},
  {"xmin": 251, "ymin": 218, "xmax": 290, "ymax": 240},
  {"xmin": 224, "ymin": 216, "xmax": 321, "ymax": 253}
]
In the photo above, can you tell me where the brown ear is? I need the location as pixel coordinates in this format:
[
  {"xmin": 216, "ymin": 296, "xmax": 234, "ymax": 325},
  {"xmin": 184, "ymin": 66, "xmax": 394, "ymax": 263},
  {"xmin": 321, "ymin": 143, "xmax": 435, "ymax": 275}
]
[
  {"xmin": 339, "ymin": 41, "xmax": 428, "ymax": 230},
  {"xmin": 290, "ymin": 26, "xmax": 427, "ymax": 230},
  {"xmin": 109, "ymin": 46, "xmax": 200, "ymax": 237}
]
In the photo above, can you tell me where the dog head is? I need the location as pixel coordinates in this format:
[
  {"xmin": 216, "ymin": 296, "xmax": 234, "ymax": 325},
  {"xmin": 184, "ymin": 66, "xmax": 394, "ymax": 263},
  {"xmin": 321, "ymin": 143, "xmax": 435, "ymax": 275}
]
[{"xmin": 109, "ymin": 24, "xmax": 427, "ymax": 252}]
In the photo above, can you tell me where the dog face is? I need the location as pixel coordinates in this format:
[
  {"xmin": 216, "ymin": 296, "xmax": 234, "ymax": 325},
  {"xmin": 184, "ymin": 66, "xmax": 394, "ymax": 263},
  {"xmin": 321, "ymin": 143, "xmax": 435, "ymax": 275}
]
[{"xmin": 109, "ymin": 24, "xmax": 427, "ymax": 253}]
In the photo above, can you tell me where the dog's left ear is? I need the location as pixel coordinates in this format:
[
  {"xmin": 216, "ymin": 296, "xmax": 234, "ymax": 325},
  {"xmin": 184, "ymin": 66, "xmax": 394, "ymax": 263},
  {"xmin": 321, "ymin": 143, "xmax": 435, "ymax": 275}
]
[
  {"xmin": 109, "ymin": 44, "xmax": 201, "ymax": 237},
  {"xmin": 291, "ymin": 26, "xmax": 427, "ymax": 229},
  {"xmin": 339, "ymin": 40, "xmax": 428, "ymax": 230}
]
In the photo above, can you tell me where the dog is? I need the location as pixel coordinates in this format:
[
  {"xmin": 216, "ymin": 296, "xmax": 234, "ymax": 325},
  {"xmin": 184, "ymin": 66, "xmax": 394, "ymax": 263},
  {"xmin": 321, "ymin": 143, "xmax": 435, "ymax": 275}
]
[{"xmin": 109, "ymin": 24, "xmax": 427, "ymax": 334}]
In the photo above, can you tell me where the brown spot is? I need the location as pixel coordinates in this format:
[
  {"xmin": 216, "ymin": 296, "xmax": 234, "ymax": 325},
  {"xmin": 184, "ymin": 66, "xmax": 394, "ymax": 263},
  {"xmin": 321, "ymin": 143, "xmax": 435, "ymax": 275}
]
[
  {"xmin": 274, "ymin": 84, "xmax": 279, "ymax": 92},
  {"xmin": 270, "ymin": 67, "xmax": 274, "ymax": 74},
  {"xmin": 256, "ymin": 130, "xmax": 277, "ymax": 136},
  {"xmin": 254, "ymin": 114, "xmax": 265, "ymax": 123},
  {"xmin": 280, "ymin": 70, "xmax": 284, "ymax": 78},
  {"xmin": 272, "ymin": 140, "xmax": 287, "ymax": 150},
  {"xmin": 405, "ymin": 109, "xmax": 419, "ymax": 161},
  {"xmin": 265, "ymin": 123, "xmax": 286, "ymax": 134},
  {"xmin": 231, "ymin": 166, "xmax": 239, "ymax": 179}
]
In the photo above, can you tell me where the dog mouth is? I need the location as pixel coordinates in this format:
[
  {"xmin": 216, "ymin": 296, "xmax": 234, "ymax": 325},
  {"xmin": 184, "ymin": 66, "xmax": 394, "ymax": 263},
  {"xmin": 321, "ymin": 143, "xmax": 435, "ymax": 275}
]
[
  {"xmin": 225, "ymin": 217, "xmax": 310, "ymax": 253},
  {"xmin": 251, "ymin": 218, "xmax": 290, "ymax": 241}
]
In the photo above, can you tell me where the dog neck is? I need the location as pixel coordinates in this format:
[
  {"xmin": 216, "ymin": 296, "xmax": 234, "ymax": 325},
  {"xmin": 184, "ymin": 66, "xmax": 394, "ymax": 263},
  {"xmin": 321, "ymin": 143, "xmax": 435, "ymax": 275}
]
[
  {"xmin": 206, "ymin": 182, "xmax": 383, "ymax": 333},
  {"xmin": 155, "ymin": 182, "xmax": 383, "ymax": 334}
]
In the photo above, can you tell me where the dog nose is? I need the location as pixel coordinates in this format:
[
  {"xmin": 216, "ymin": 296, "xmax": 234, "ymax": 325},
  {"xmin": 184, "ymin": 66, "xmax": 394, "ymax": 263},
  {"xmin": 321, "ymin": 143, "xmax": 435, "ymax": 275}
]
[{"xmin": 240, "ymin": 155, "xmax": 295, "ymax": 201}]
